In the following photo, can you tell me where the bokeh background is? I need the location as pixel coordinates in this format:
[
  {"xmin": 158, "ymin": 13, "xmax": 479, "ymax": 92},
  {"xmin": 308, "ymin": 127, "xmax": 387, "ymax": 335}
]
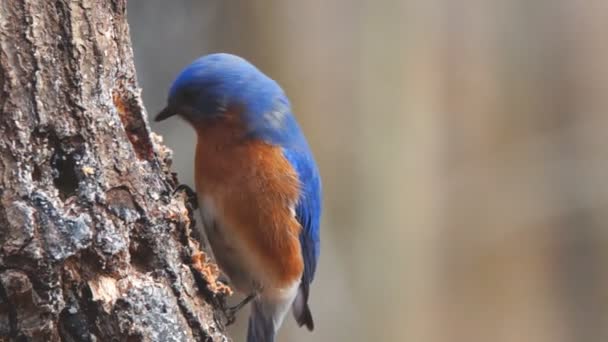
[{"xmin": 127, "ymin": 1, "xmax": 608, "ymax": 341}]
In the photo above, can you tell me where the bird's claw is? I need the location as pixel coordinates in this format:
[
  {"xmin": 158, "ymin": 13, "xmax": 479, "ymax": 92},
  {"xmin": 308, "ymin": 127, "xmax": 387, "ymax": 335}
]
[
  {"xmin": 223, "ymin": 293, "xmax": 256, "ymax": 326},
  {"xmin": 223, "ymin": 307, "xmax": 238, "ymax": 326},
  {"xmin": 174, "ymin": 184, "xmax": 198, "ymax": 209}
]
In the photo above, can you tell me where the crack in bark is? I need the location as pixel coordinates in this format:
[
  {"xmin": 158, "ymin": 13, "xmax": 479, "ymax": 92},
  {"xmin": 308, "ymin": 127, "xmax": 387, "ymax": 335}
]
[
  {"xmin": 54, "ymin": 0, "xmax": 88, "ymax": 133},
  {"xmin": 20, "ymin": 0, "xmax": 42, "ymax": 125},
  {"xmin": 165, "ymin": 266, "xmax": 210, "ymax": 341},
  {"xmin": 0, "ymin": 272, "xmax": 19, "ymax": 339}
]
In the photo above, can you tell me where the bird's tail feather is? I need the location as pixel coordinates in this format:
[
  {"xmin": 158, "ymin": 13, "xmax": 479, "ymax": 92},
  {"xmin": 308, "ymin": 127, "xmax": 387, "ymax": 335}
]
[
  {"xmin": 247, "ymin": 299, "xmax": 277, "ymax": 342},
  {"xmin": 247, "ymin": 292, "xmax": 297, "ymax": 342},
  {"xmin": 292, "ymin": 285, "xmax": 314, "ymax": 330}
]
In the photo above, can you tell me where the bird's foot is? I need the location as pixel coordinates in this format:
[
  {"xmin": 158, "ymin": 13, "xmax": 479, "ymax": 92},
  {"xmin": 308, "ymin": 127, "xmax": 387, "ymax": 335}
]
[
  {"xmin": 217, "ymin": 274, "xmax": 230, "ymax": 286},
  {"xmin": 173, "ymin": 184, "xmax": 198, "ymax": 209},
  {"xmin": 223, "ymin": 293, "xmax": 256, "ymax": 326}
]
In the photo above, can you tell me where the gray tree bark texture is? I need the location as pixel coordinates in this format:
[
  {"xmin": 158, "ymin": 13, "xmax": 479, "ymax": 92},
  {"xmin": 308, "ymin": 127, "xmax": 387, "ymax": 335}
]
[{"xmin": 0, "ymin": 1, "xmax": 231, "ymax": 341}]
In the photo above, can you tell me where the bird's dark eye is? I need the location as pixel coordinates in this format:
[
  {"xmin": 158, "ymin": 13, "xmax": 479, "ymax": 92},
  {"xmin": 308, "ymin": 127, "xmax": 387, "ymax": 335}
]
[
  {"xmin": 179, "ymin": 88, "xmax": 198, "ymax": 104},
  {"xmin": 174, "ymin": 87, "xmax": 224, "ymax": 119}
]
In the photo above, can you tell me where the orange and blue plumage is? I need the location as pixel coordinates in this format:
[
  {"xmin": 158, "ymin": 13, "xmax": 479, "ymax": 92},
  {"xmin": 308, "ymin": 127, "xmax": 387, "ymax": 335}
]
[{"xmin": 155, "ymin": 53, "xmax": 321, "ymax": 342}]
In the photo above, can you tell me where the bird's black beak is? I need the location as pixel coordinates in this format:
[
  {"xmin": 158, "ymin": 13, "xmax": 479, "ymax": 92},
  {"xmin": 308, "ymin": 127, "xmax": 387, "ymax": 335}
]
[{"xmin": 155, "ymin": 106, "xmax": 177, "ymax": 122}]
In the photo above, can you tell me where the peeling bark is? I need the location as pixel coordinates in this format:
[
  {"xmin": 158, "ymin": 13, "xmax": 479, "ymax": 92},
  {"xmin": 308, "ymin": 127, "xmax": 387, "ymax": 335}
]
[{"xmin": 0, "ymin": 1, "xmax": 230, "ymax": 341}]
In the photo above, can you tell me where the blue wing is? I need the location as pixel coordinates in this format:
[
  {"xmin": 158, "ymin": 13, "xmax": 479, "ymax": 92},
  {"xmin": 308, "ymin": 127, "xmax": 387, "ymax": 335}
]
[{"xmin": 283, "ymin": 145, "xmax": 321, "ymax": 330}]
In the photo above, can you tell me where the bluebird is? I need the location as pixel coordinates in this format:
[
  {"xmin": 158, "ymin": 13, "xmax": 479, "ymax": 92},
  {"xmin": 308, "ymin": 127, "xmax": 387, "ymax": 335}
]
[{"xmin": 155, "ymin": 53, "xmax": 322, "ymax": 342}]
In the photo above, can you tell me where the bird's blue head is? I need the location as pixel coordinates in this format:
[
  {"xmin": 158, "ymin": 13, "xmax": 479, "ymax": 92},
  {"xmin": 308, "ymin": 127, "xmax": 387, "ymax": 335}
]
[{"xmin": 155, "ymin": 53, "xmax": 303, "ymax": 145}]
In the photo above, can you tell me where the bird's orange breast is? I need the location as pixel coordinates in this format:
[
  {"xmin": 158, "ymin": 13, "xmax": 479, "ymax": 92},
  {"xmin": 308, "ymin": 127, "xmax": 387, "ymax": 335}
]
[{"xmin": 193, "ymin": 114, "xmax": 303, "ymax": 288}]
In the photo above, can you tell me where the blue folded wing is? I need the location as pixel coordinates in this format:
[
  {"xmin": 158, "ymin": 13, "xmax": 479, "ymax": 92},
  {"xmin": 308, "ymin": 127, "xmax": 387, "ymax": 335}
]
[
  {"xmin": 283, "ymin": 146, "xmax": 321, "ymax": 330},
  {"xmin": 283, "ymin": 146, "xmax": 321, "ymax": 283}
]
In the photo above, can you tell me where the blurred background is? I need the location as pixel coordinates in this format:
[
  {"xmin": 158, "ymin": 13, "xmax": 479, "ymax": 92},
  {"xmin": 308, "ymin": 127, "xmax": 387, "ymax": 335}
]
[{"xmin": 128, "ymin": 1, "xmax": 608, "ymax": 341}]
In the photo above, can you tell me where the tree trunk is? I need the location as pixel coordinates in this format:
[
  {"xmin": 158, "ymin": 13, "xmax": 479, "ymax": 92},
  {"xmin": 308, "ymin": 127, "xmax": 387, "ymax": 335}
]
[{"xmin": 0, "ymin": 1, "xmax": 230, "ymax": 341}]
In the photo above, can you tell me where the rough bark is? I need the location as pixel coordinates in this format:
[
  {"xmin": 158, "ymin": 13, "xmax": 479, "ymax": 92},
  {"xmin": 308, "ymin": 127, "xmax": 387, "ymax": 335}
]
[{"xmin": 0, "ymin": 1, "xmax": 230, "ymax": 341}]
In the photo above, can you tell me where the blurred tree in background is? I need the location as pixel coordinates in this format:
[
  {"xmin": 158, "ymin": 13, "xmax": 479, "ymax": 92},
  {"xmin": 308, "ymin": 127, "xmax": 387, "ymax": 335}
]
[{"xmin": 129, "ymin": 1, "xmax": 608, "ymax": 341}]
